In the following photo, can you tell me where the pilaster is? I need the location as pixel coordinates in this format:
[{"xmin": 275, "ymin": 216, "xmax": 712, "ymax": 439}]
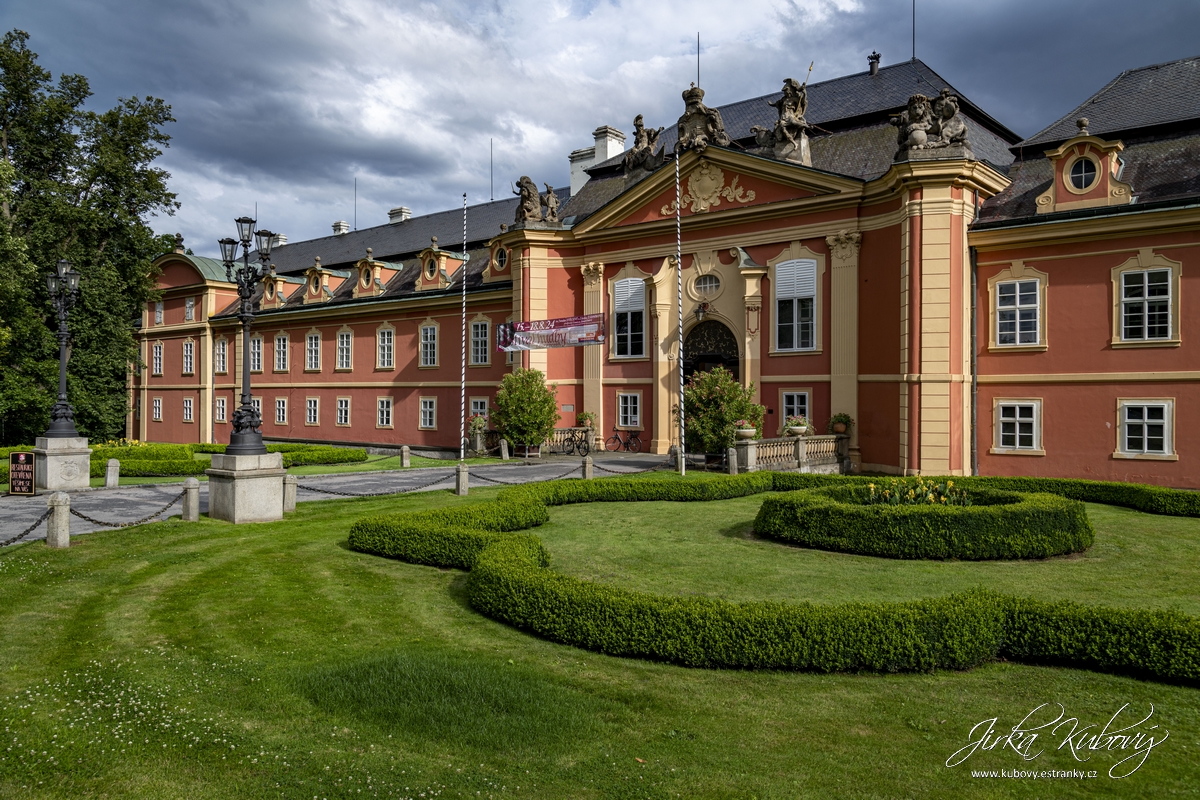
[
  {"xmin": 581, "ymin": 262, "xmax": 604, "ymax": 445},
  {"xmin": 826, "ymin": 230, "xmax": 862, "ymax": 467},
  {"xmin": 650, "ymin": 257, "xmax": 678, "ymax": 455}
]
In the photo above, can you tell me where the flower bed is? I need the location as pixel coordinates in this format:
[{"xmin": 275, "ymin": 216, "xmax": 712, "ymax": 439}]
[
  {"xmin": 347, "ymin": 474, "xmax": 1200, "ymax": 682},
  {"xmin": 754, "ymin": 482, "xmax": 1094, "ymax": 560}
]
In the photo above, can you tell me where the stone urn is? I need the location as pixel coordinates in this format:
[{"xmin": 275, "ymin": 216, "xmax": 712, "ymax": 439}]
[
  {"xmin": 832, "ymin": 422, "xmax": 848, "ymax": 434},
  {"xmin": 736, "ymin": 428, "xmax": 757, "ymax": 440},
  {"xmin": 786, "ymin": 425, "xmax": 808, "ymax": 437}
]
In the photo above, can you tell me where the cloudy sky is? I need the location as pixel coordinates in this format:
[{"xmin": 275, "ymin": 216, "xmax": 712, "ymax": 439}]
[{"xmin": 2, "ymin": 0, "xmax": 1198, "ymax": 256}]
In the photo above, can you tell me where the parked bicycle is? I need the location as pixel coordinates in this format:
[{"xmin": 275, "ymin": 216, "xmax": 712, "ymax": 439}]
[
  {"xmin": 604, "ymin": 428, "xmax": 642, "ymax": 453},
  {"xmin": 563, "ymin": 427, "xmax": 591, "ymax": 456}
]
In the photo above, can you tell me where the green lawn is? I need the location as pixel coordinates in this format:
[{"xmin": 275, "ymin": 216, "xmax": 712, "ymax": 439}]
[{"xmin": 0, "ymin": 485, "xmax": 1197, "ymax": 798}]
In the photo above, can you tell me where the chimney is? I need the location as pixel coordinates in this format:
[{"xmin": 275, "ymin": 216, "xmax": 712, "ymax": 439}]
[
  {"xmin": 270, "ymin": 233, "xmax": 287, "ymax": 248},
  {"xmin": 332, "ymin": 220, "xmax": 350, "ymax": 235},
  {"xmin": 569, "ymin": 125, "xmax": 626, "ymax": 196},
  {"xmin": 173, "ymin": 233, "xmax": 185, "ymax": 254},
  {"xmin": 868, "ymin": 51, "xmax": 881, "ymax": 76},
  {"xmin": 388, "ymin": 206, "xmax": 411, "ymax": 224}
]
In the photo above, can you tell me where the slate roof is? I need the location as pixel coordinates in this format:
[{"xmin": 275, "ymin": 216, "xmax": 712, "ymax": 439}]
[
  {"xmin": 244, "ymin": 192, "xmax": 565, "ymax": 277},
  {"xmin": 1019, "ymin": 55, "xmax": 1200, "ymax": 149}
]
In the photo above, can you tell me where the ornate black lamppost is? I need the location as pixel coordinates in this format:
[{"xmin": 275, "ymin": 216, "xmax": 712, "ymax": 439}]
[
  {"xmin": 43, "ymin": 259, "xmax": 82, "ymax": 438},
  {"xmin": 219, "ymin": 217, "xmax": 275, "ymax": 456}
]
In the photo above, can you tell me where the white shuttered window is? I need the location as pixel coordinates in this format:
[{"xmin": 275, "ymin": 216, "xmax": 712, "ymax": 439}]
[
  {"xmin": 775, "ymin": 259, "xmax": 816, "ymax": 351},
  {"xmin": 614, "ymin": 278, "xmax": 645, "ymax": 358}
]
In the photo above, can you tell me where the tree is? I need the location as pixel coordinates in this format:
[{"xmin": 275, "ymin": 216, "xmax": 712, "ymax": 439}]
[
  {"xmin": 492, "ymin": 368, "xmax": 558, "ymax": 451},
  {"xmin": 0, "ymin": 29, "xmax": 178, "ymax": 444},
  {"xmin": 681, "ymin": 366, "xmax": 765, "ymax": 454}
]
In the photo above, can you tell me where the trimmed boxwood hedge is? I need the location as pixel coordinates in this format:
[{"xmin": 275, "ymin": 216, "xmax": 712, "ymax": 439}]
[
  {"xmin": 754, "ymin": 484, "xmax": 1094, "ymax": 560},
  {"xmin": 89, "ymin": 458, "xmax": 207, "ymax": 478},
  {"xmin": 91, "ymin": 444, "xmax": 194, "ymax": 462},
  {"xmin": 345, "ymin": 473, "xmax": 1200, "ymax": 683},
  {"xmin": 193, "ymin": 442, "xmax": 367, "ymax": 467}
]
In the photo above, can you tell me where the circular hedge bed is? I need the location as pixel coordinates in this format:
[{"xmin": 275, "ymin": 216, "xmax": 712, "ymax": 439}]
[{"xmin": 754, "ymin": 483, "xmax": 1093, "ymax": 560}]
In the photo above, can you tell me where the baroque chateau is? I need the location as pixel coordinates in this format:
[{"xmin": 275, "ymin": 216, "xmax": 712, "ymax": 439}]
[{"xmin": 134, "ymin": 54, "xmax": 1200, "ymax": 486}]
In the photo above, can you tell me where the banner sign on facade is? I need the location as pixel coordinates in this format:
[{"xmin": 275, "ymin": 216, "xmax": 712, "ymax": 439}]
[
  {"xmin": 497, "ymin": 314, "xmax": 605, "ymax": 352},
  {"xmin": 7, "ymin": 452, "xmax": 36, "ymax": 496}
]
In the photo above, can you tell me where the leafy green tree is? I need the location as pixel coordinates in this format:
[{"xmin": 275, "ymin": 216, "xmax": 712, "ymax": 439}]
[
  {"xmin": 682, "ymin": 366, "xmax": 765, "ymax": 454},
  {"xmin": 0, "ymin": 29, "xmax": 178, "ymax": 444},
  {"xmin": 492, "ymin": 368, "xmax": 559, "ymax": 451}
]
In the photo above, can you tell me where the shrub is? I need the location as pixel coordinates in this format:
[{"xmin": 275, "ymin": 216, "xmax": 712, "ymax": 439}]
[
  {"xmin": 682, "ymin": 365, "xmax": 765, "ymax": 452},
  {"xmin": 755, "ymin": 484, "xmax": 1094, "ymax": 560},
  {"xmin": 89, "ymin": 458, "xmax": 206, "ymax": 478},
  {"xmin": 91, "ymin": 443, "xmax": 193, "ymax": 462},
  {"xmin": 492, "ymin": 368, "xmax": 558, "ymax": 449},
  {"xmin": 866, "ymin": 477, "xmax": 972, "ymax": 506},
  {"xmin": 280, "ymin": 447, "xmax": 366, "ymax": 467}
]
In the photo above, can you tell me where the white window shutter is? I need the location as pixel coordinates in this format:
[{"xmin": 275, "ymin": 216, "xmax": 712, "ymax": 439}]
[
  {"xmin": 775, "ymin": 259, "xmax": 816, "ymax": 299},
  {"xmin": 614, "ymin": 278, "xmax": 645, "ymax": 312}
]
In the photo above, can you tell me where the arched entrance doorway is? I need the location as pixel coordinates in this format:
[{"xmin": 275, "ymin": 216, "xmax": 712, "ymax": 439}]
[{"xmin": 683, "ymin": 320, "xmax": 740, "ymax": 382}]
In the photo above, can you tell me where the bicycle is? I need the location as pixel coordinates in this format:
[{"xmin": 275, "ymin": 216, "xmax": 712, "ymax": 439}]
[
  {"xmin": 567, "ymin": 428, "xmax": 592, "ymax": 457},
  {"xmin": 604, "ymin": 428, "xmax": 642, "ymax": 453}
]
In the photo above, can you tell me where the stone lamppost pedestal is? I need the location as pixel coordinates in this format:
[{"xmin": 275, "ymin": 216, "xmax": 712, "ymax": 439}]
[
  {"xmin": 205, "ymin": 452, "xmax": 286, "ymax": 523},
  {"xmin": 33, "ymin": 437, "xmax": 92, "ymax": 493}
]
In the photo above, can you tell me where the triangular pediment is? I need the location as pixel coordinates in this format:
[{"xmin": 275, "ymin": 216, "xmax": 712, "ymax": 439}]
[{"xmin": 572, "ymin": 148, "xmax": 862, "ymax": 234}]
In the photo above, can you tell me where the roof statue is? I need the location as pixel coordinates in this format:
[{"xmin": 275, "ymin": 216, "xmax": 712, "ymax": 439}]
[
  {"xmin": 751, "ymin": 74, "xmax": 813, "ymax": 165},
  {"xmin": 541, "ymin": 183, "xmax": 561, "ymax": 223},
  {"xmin": 891, "ymin": 89, "xmax": 973, "ymax": 161},
  {"xmin": 675, "ymin": 84, "xmax": 731, "ymax": 154},
  {"xmin": 623, "ymin": 114, "xmax": 665, "ymax": 174},
  {"xmin": 513, "ymin": 176, "xmax": 542, "ymax": 224}
]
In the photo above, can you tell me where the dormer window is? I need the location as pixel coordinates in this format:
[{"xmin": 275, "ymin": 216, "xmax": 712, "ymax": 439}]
[
  {"xmin": 494, "ymin": 248, "xmax": 508, "ymax": 271},
  {"xmin": 1069, "ymin": 158, "xmax": 1098, "ymax": 191}
]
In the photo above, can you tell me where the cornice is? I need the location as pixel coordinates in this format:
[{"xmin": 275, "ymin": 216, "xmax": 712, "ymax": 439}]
[{"xmin": 968, "ymin": 204, "xmax": 1200, "ymax": 251}]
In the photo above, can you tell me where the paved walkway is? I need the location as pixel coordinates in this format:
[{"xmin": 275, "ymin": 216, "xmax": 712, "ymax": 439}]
[{"xmin": 1, "ymin": 452, "xmax": 671, "ymax": 547}]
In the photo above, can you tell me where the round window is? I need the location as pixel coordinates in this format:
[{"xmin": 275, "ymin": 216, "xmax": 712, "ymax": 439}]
[
  {"xmin": 695, "ymin": 273, "xmax": 721, "ymax": 297},
  {"xmin": 264, "ymin": 283, "xmax": 274, "ymax": 299},
  {"xmin": 425, "ymin": 259, "xmax": 437, "ymax": 280},
  {"xmin": 360, "ymin": 269, "xmax": 371, "ymax": 288},
  {"xmin": 495, "ymin": 248, "xmax": 508, "ymax": 271},
  {"xmin": 310, "ymin": 276, "xmax": 320, "ymax": 293},
  {"xmin": 1069, "ymin": 158, "xmax": 1098, "ymax": 191}
]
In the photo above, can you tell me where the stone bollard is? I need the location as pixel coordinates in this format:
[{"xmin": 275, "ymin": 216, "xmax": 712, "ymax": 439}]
[
  {"xmin": 182, "ymin": 477, "xmax": 201, "ymax": 521},
  {"xmin": 727, "ymin": 447, "xmax": 738, "ymax": 476},
  {"xmin": 500, "ymin": 439, "xmax": 510, "ymax": 461},
  {"xmin": 282, "ymin": 475, "xmax": 297, "ymax": 513},
  {"xmin": 401, "ymin": 445, "xmax": 411, "ymax": 468},
  {"xmin": 582, "ymin": 456, "xmax": 593, "ymax": 480},
  {"xmin": 46, "ymin": 492, "xmax": 70, "ymax": 548},
  {"xmin": 455, "ymin": 462, "xmax": 469, "ymax": 496},
  {"xmin": 105, "ymin": 459, "xmax": 120, "ymax": 489}
]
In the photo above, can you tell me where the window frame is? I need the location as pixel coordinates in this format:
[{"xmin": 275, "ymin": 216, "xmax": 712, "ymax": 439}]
[
  {"xmin": 419, "ymin": 396, "xmax": 437, "ymax": 430},
  {"xmin": 305, "ymin": 331, "xmax": 321, "ymax": 372},
  {"xmin": 987, "ymin": 262, "xmax": 1049, "ymax": 352},
  {"xmin": 152, "ymin": 396, "xmax": 162, "ymax": 421},
  {"xmin": 469, "ymin": 396, "xmax": 489, "ymax": 420},
  {"xmin": 777, "ymin": 388, "xmax": 811, "ymax": 435},
  {"xmin": 1115, "ymin": 398, "xmax": 1176, "ymax": 460},
  {"xmin": 151, "ymin": 342, "xmax": 163, "ymax": 376},
  {"xmin": 182, "ymin": 397, "xmax": 194, "ymax": 423},
  {"xmin": 215, "ymin": 396, "xmax": 227, "ymax": 423},
  {"xmin": 376, "ymin": 324, "xmax": 395, "ymax": 370},
  {"xmin": 274, "ymin": 397, "xmax": 287, "ymax": 425},
  {"xmin": 612, "ymin": 277, "xmax": 646, "ymax": 360},
  {"xmin": 182, "ymin": 339, "xmax": 194, "ymax": 376},
  {"xmin": 214, "ymin": 338, "xmax": 228, "ymax": 374},
  {"xmin": 376, "ymin": 396, "xmax": 394, "ymax": 429},
  {"xmin": 305, "ymin": 397, "xmax": 319, "ymax": 426},
  {"xmin": 616, "ymin": 391, "xmax": 641, "ymax": 430},
  {"xmin": 419, "ymin": 322, "xmax": 438, "ymax": 368},
  {"xmin": 768, "ymin": 244, "xmax": 825, "ymax": 356},
  {"xmin": 249, "ymin": 336, "xmax": 263, "ymax": 373},
  {"xmin": 274, "ymin": 333, "xmax": 289, "ymax": 373},
  {"xmin": 336, "ymin": 328, "xmax": 353, "ymax": 371},
  {"xmin": 336, "ymin": 396, "xmax": 351, "ymax": 427},
  {"xmin": 470, "ymin": 319, "xmax": 491, "ymax": 366},
  {"xmin": 1110, "ymin": 251, "xmax": 1182, "ymax": 348},
  {"xmin": 990, "ymin": 398, "xmax": 1044, "ymax": 456}
]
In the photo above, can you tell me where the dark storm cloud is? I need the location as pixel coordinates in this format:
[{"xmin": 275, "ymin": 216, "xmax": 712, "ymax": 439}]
[{"xmin": 1, "ymin": 0, "xmax": 1197, "ymax": 255}]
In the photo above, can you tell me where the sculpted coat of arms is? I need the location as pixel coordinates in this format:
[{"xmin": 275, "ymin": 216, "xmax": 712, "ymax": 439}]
[{"xmin": 660, "ymin": 161, "xmax": 756, "ymax": 215}]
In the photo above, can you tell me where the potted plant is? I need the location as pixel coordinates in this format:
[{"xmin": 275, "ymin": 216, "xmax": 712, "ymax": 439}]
[
  {"xmin": 467, "ymin": 413, "xmax": 489, "ymax": 453},
  {"xmin": 828, "ymin": 412, "xmax": 855, "ymax": 435},
  {"xmin": 679, "ymin": 366, "xmax": 765, "ymax": 455},
  {"xmin": 784, "ymin": 415, "xmax": 810, "ymax": 436},
  {"xmin": 734, "ymin": 419, "xmax": 758, "ymax": 440},
  {"xmin": 576, "ymin": 410, "xmax": 597, "ymax": 431}
]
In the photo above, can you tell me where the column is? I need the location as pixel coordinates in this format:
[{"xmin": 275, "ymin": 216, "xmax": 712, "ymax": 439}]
[
  {"xmin": 581, "ymin": 262, "xmax": 604, "ymax": 446},
  {"xmin": 826, "ymin": 230, "xmax": 863, "ymax": 467}
]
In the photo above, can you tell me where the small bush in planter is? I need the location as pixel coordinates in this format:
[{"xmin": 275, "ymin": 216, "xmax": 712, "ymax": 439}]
[
  {"xmin": 467, "ymin": 413, "xmax": 489, "ymax": 435},
  {"xmin": 784, "ymin": 415, "xmax": 810, "ymax": 434},
  {"xmin": 576, "ymin": 411, "xmax": 597, "ymax": 430},
  {"xmin": 828, "ymin": 412, "xmax": 854, "ymax": 434},
  {"xmin": 682, "ymin": 366, "xmax": 765, "ymax": 451}
]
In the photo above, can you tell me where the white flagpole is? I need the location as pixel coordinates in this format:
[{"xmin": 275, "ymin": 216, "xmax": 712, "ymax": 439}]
[
  {"xmin": 676, "ymin": 152, "xmax": 686, "ymax": 476},
  {"xmin": 460, "ymin": 193, "xmax": 468, "ymax": 462}
]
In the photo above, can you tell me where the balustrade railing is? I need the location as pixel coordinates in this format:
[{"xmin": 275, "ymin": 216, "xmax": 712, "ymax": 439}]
[{"xmin": 732, "ymin": 434, "xmax": 850, "ymax": 474}]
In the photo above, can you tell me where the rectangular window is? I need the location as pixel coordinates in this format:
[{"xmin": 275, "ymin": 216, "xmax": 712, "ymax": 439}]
[
  {"xmin": 776, "ymin": 259, "xmax": 817, "ymax": 351},
  {"xmin": 618, "ymin": 393, "xmax": 640, "ymax": 428},
  {"xmin": 185, "ymin": 296, "xmax": 195, "ymax": 322},
  {"xmin": 152, "ymin": 343, "xmax": 163, "ymax": 375},
  {"xmin": 419, "ymin": 397, "xmax": 436, "ymax": 429},
  {"xmin": 337, "ymin": 331, "xmax": 352, "ymax": 370},
  {"xmin": 306, "ymin": 333, "xmax": 321, "ymax": 371},
  {"xmin": 182, "ymin": 397, "xmax": 193, "ymax": 422},
  {"xmin": 275, "ymin": 398, "xmax": 287, "ymax": 425},
  {"xmin": 135, "ymin": 397, "xmax": 141, "ymax": 420},
  {"xmin": 614, "ymin": 279, "xmax": 645, "ymax": 358},
  {"xmin": 152, "ymin": 397, "xmax": 162, "ymax": 421},
  {"xmin": 997, "ymin": 403, "xmax": 1039, "ymax": 450},
  {"xmin": 306, "ymin": 397, "xmax": 319, "ymax": 425},
  {"xmin": 377, "ymin": 397, "xmax": 392, "ymax": 428},
  {"xmin": 336, "ymin": 397, "xmax": 350, "ymax": 426},
  {"xmin": 250, "ymin": 337, "xmax": 263, "ymax": 372},
  {"xmin": 471, "ymin": 321, "xmax": 490, "ymax": 365},
  {"xmin": 420, "ymin": 325, "xmax": 437, "ymax": 367},
  {"xmin": 215, "ymin": 339, "xmax": 227, "ymax": 373},
  {"xmin": 251, "ymin": 397, "xmax": 261, "ymax": 416},
  {"xmin": 378, "ymin": 329, "xmax": 394, "ymax": 369},
  {"xmin": 182, "ymin": 341, "xmax": 194, "ymax": 375},
  {"xmin": 215, "ymin": 397, "xmax": 227, "ymax": 422},
  {"xmin": 274, "ymin": 334, "xmax": 288, "ymax": 372},
  {"xmin": 1121, "ymin": 270, "xmax": 1171, "ymax": 340},
  {"xmin": 154, "ymin": 301, "xmax": 163, "ymax": 325},
  {"xmin": 782, "ymin": 391, "xmax": 809, "ymax": 421},
  {"xmin": 470, "ymin": 398, "xmax": 488, "ymax": 418},
  {"xmin": 996, "ymin": 280, "xmax": 1040, "ymax": 345},
  {"xmin": 1121, "ymin": 403, "xmax": 1170, "ymax": 455}
]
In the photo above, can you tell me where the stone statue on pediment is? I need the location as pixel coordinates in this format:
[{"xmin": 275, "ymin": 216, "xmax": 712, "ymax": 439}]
[
  {"xmin": 623, "ymin": 114, "xmax": 665, "ymax": 174},
  {"xmin": 891, "ymin": 89, "xmax": 972, "ymax": 161},
  {"xmin": 541, "ymin": 183, "xmax": 560, "ymax": 223},
  {"xmin": 750, "ymin": 76, "xmax": 812, "ymax": 165},
  {"xmin": 675, "ymin": 85, "xmax": 730, "ymax": 154},
  {"xmin": 513, "ymin": 176, "xmax": 542, "ymax": 224}
]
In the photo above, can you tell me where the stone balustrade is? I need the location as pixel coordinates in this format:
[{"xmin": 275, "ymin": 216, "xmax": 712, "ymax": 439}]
[{"xmin": 732, "ymin": 434, "xmax": 850, "ymax": 474}]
